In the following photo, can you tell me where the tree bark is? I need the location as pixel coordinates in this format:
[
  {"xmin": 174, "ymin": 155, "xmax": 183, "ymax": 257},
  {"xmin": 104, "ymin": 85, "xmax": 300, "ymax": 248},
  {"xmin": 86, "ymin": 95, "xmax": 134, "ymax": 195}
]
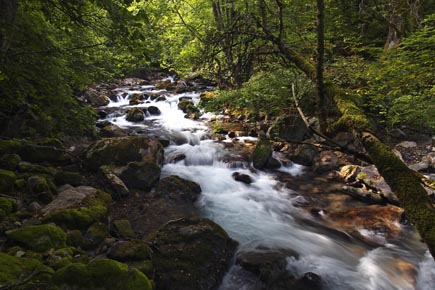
[
  {"xmin": 316, "ymin": 0, "xmax": 327, "ymax": 133},
  {"xmin": 266, "ymin": 34, "xmax": 435, "ymax": 259}
]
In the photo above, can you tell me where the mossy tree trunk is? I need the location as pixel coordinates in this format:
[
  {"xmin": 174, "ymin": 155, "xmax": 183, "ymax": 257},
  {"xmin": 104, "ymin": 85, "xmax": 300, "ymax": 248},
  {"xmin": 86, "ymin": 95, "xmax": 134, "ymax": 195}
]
[{"xmin": 257, "ymin": 8, "xmax": 435, "ymax": 258}]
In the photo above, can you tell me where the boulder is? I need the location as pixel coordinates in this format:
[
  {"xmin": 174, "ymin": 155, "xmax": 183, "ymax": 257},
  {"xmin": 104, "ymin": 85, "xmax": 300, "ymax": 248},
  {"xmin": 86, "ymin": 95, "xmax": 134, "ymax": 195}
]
[
  {"xmin": 27, "ymin": 175, "xmax": 54, "ymax": 204},
  {"xmin": 0, "ymin": 139, "xmax": 69, "ymax": 164},
  {"xmin": 147, "ymin": 106, "xmax": 161, "ymax": 116},
  {"xmin": 154, "ymin": 175, "xmax": 201, "ymax": 203},
  {"xmin": 85, "ymin": 136, "xmax": 164, "ymax": 171},
  {"xmin": 107, "ymin": 240, "xmax": 151, "ymax": 262},
  {"xmin": 82, "ymin": 222, "xmax": 108, "ymax": 250},
  {"xmin": 54, "ymin": 171, "xmax": 83, "ymax": 187},
  {"xmin": 252, "ymin": 139, "xmax": 279, "ymax": 170},
  {"xmin": 290, "ymin": 144, "xmax": 318, "ymax": 166},
  {"xmin": 0, "ymin": 253, "xmax": 53, "ymax": 288},
  {"xmin": 314, "ymin": 150, "xmax": 340, "ymax": 173},
  {"xmin": 84, "ymin": 88, "xmax": 110, "ymax": 107},
  {"xmin": 150, "ymin": 217, "xmax": 237, "ymax": 290},
  {"xmin": 232, "ymin": 172, "xmax": 253, "ymax": 184},
  {"xmin": 178, "ymin": 100, "xmax": 199, "ymax": 115},
  {"xmin": 52, "ymin": 259, "xmax": 152, "ymax": 290},
  {"xmin": 0, "ymin": 197, "xmax": 17, "ymax": 220},
  {"xmin": 18, "ymin": 161, "xmax": 56, "ymax": 175},
  {"xmin": 99, "ymin": 166, "xmax": 130, "ymax": 198},
  {"xmin": 0, "ymin": 169, "xmax": 16, "ymax": 194},
  {"xmin": 111, "ymin": 219, "xmax": 135, "ymax": 239},
  {"xmin": 6, "ymin": 224, "xmax": 66, "ymax": 252},
  {"xmin": 119, "ymin": 161, "xmax": 161, "ymax": 191},
  {"xmin": 126, "ymin": 107, "xmax": 145, "ymax": 122},
  {"xmin": 41, "ymin": 186, "xmax": 111, "ymax": 230},
  {"xmin": 267, "ymin": 115, "xmax": 310, "ymax": 142},
  {"xmin": 0, "ymin": 154, "xmax": 21, "ymax": 171},
  {"xmin": 100, "ymin": 124, "xmax": 128, "ymax": 138}
]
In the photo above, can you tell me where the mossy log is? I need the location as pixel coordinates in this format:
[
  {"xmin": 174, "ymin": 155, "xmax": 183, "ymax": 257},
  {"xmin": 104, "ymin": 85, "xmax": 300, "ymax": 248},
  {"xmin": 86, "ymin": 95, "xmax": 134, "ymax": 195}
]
[{"xmin": 276, "ymin": 42, "xmax": 435, "ymax": 258}]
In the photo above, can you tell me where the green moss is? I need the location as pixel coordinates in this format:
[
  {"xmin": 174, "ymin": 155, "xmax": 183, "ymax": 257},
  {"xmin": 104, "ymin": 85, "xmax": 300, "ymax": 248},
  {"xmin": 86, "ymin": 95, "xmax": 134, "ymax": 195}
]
[
  {"xmin": 0, "ymin": 253, "xmax": 53, "ymax": 288},
  {"xmin": 54, "ymin": 171, "xmax": 83, "ymax": 186},
  {"xmin": 43, "ymin": 190, "xmax": 111, "ymax": 230},
  {"xmin": 6, "ymin": 224, "xmax": 67, "ymax": 252},
  {"xmin": 0, "ymin": 197, "xmax": 17, "ymax": 216},
  {"xmin": 0, "ymin": 154, "xmax": 21, "ymax": 171},
  {"xmin": 128, "ymin": 260, "xmax": 154, "ymax": 278},
  {"xmin": 252, "ymin": 140, "xmax": 272, "ymax": 170},
  {"xmin": 66, "ymin": 230, "xmax": 83, "ymax": 247},
  {"xmin": 0, "ymin": 139, "xmax": 68, "ymax": 164},
  {"xmin": 18, "ymin": 162, "xmax": 56, "ymax": 176},
  {"xmin": 107, "ymin": 240, "xmax": 151, "ymax": 262},
  {"xmin": 82, "ymin": 222, "xmax": 108, "ymax": 250},
  {"xmin": 112, "ymin": 219, "xmax": 135, "ymax": 238},
  {"xmin": 53, "ymin": 259, "xmax": 152, "ymax": 290},
  {"xmin": 0, "ymin": 169, "xmax": 16, "ymax": 194},
  {"xmin": 362, "ymin": 133, "xmax": 435, "ymax": 257}
]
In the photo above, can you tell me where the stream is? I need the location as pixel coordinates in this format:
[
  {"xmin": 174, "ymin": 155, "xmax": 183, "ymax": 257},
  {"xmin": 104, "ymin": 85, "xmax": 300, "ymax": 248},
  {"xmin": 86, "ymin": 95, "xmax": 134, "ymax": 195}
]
[{"xmin": 101, "ymin": 76, "xmax": 435, "ymax": 290}]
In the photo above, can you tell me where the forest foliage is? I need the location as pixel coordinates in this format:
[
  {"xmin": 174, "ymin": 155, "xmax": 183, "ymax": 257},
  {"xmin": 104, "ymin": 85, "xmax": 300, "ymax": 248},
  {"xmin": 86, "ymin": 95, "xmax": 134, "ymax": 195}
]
[{"xmin": 1, "ymin": 0, "xmax": 434, "ymax": 137}]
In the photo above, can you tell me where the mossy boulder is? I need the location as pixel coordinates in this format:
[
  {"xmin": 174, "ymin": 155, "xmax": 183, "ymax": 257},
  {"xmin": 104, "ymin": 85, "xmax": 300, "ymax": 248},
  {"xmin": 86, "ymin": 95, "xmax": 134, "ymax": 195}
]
[
  {"xmin": 267, "ymin": 115, "xmax": 310, "ymax": 142},
  {"xmin": 0, "ymin": 169, "xmax": 16, "ymax": 194},
  {"xmin": 85, "ymin": 136, "xmax": 164, "ymax": 171},
  {"xmin": 52, "ymin": 259, "xmax": 153, "ymax": 290},
  {"xmin": 0, "ymin": 139, "xmax": 69, "ymax": 164},
  {"xmin": 66, "ymin": 230, "xmax": 83, "ymax": 247},
  {"xmin": 82, "ymin": 222, "xmax": 108, "ymax": 250},
  {"xmin": 252, "ymin": 139, "xmax": 277, "ymax": 170},
  {"xmin": 178, "ymin": 100, "xmax": 198, "ymax": 114},
  {"xmin": 0, "ymin": 253, "xmax": 53, "ymax": 289},
  {"xmin": 18, "ymin": 161, "xmax": 56, "ymax": 175},
  {"xmin": 6, "ymin": 224, "xmax": 67, "ymax": 252},
  {"xmin": 126, "ymin": 107, "xmax": 145, "ymax": 122},
  {"xmin": 42, "ymin": 186, "xmax": 111, "ymax": 230},
  {"xmin": 290, "ymin": 144, "xmax": 318, "ymax": 166},
  {"xmin": 54, "ymin": 171, "xmax": 83, "ymax": 187},
  {"xmin": 0, "ymin": 154, "xmax": 21, "ymax": 170},
  {"xmin": 112, "ymin": 219, "xmax": 135, "ymax": 239},
  {"xmin": 150, "ymin": 217, "xmax": 238, "ymax": 290},
  {"xmin": 0, "ymin": 197, "xmax": 17, "ymax": 220},
  {"xmin": 100, "ymin": 124, "xmax": 128, "ymax": 138},
  {"xmin": 107, "ymin": 240, "xmax": 151, "ymax": 262},
  {"xmin": 119, "ymin": 161, "xmax": 161, "ymax": 191},
  {"xmin": 27, "ymin": 175, "xmax": 54, "ymax": 204},
  {"xmin": 84, "ymin": 88, "xmax": 110, "ymax": 107},
  {"xmin": 154, "ymin": 175, "xmax": 201, "ymax": 203}
]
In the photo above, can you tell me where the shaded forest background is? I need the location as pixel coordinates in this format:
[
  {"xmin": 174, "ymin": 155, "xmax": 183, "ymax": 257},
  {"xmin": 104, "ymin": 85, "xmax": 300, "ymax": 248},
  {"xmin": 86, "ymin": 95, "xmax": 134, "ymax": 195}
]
[{"xmin": 1, "ymin": 0, "xmax": 434, "ymax": 138}]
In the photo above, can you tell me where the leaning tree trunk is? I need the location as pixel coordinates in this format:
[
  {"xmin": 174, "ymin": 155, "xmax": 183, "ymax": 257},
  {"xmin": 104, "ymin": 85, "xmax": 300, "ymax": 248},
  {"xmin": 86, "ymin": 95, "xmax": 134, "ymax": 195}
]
[{"xmin": 275, "ymin": 41, "xmax": 435, "ymax": 259}]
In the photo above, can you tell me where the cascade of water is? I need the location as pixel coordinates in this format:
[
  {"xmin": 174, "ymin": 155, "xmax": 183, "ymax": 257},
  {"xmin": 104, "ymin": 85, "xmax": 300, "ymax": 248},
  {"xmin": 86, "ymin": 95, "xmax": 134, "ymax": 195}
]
[{"xmin": 101, "ymin": 79, "xmax": 435, "ymax": 290}]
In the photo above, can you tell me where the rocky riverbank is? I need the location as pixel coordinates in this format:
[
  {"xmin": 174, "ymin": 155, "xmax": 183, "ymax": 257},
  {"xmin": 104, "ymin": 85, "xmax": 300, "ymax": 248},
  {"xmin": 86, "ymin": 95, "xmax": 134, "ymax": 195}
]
[{"xmin": 1, "ymin": 72, "xmax": 434, "ymax": 290}]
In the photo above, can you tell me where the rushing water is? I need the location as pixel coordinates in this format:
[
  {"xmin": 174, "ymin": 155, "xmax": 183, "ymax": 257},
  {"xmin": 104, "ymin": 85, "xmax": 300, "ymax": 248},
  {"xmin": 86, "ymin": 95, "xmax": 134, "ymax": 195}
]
[{"xmin": 101, "ymin": 78, "xmax": 435, "ymax": 290}]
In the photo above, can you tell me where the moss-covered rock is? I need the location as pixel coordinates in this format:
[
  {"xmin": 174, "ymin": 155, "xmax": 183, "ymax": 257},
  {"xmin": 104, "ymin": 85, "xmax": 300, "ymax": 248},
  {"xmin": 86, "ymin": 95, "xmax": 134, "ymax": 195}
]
[
  {"xmin": 0, "ymin": 139, "xmax": 69, "ymax": 164},
  {"xmin": 252, "ymin": 140, "xmax": 272, "ymax": 170},
  {"xmin": 0, "ymin": 169, "xmax": 16, "ymax": 194},
  {"xmin": 0, "ymin": 253, "xmax": 53, "ymax": 289},
  {"xmin": 41, "ymin": 186, "xmax": 111, "ymax": 230},
  {"xmin": 107, "ymin": 240, "xmax": 151, "ymax": 262},
  {"xmin": 18, "ymin": 161, "xmax": 56, "ymax": 175},
  {"xmin": 0, "ymin": 154, "xmax": 21, "ymax": 170},
  {"xmin": 119, "ymin": 161, "xmax": 161, "ymax": 191},
  {"xmin": 150, "ymin": 217, "xmax": 238, "ymax": 290},
  {"xmin": 178, "ymin": 100, "xmax": 199, "ymax": 115},
  {"xmin": 126, "ymin": 107, "xmax": 145, "ymax": 122},
  {"xmin": 154, "ymin": 175, "xmax": 201, "ymax": 202},
  {"xmin": 54, "ymin": 171, "xmax": 83, "ymax": 187},
  {"xmin": 27, "ymin": 175, "xmax": 54, "ymax": 204},
  {"xmin": 99, "ymin": 165, "xmax": 130, "ymax": 199},
  {"xmin": 112, "ymin": 219, "xmax": 135, "ymax": 239},
  {"xmin": 52, "ymin": 259, "xmax": 153, "ymax": 290},
  {"xmin": 66, "ymin": 230, "xmax": 84, "ymax": 247},
  {"xmin": 0, "ymin": 197, "xmax": 17, "ymax": 220},
  {"xmin": 85, "ymin": 136, "xmax": 164, "ymax": 171},
  {"xmin": 82, "ymin": 222, "xmax": 108, "ymax": 250},
  {"xmin": 6, "ymin": 224, "xmax": 67, "ymax": 252}
]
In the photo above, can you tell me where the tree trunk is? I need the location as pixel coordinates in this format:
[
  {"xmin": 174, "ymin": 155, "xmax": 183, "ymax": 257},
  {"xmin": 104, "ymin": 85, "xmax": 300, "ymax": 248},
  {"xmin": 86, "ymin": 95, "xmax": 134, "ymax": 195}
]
[
  {"xmin": 316, "ymin": 0, "xmax": 327, "ymax": 133},
  {"xmin": 282, "ymin": 42, "xmax": 435, "ymax": 258}
]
